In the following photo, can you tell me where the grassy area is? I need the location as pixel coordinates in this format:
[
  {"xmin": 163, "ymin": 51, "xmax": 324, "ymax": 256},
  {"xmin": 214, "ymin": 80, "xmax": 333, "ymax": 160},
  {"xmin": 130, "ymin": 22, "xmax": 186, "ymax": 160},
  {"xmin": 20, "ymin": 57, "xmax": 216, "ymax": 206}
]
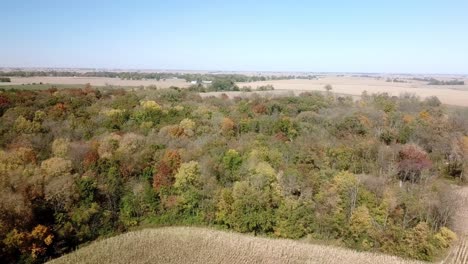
[{"xmin": 47, "ymin": 227, "xmax": 424, "ymax": 264}]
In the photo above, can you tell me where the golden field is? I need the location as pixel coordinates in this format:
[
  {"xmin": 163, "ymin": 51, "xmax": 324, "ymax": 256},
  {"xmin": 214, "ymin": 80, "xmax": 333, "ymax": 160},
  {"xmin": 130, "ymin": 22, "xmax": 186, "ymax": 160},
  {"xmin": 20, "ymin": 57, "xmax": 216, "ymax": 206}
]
[
  {"xmin": 3, "ymin": 75, "xmax": 468, "ymax": 106},
  {"xmin": 1, "ymin": 76, "xmax": 189, "ymax": 88},
  {"xmin": 48, "ymin": 227, "xmax": 424, "ymax": 264},
  {"xmin": 236, "ymin": 77, "xmax": 468, "ymax": 107}
]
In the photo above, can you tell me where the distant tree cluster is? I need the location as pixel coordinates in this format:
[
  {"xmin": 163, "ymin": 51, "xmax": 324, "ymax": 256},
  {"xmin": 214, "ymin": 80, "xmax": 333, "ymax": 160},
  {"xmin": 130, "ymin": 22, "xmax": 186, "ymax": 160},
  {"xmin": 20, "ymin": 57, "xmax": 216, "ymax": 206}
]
[
  {"xmin": 386, "ymin": 78, "xmax": 407, "ymax": 83},
  {"xmin": 0, "ymin": 86, "xmax": 465, "ymax": 263},
  {"xmin": 256, "ymin": 84, "xmax": 275, "ymax": 91},
  {"xmin": 411, "ymin": 77, "xmax": 465, "ymax": 85},
  {"xmin": 209, "ymin": 78, "xmax": 240, "ymax": 91},
  {"xmin": 0, "ymin": 77, "xmax": 11, "ymax": 82},
  {"xmin": 427, "ymin": 78, "xmax": 464, "ymax": 85}
]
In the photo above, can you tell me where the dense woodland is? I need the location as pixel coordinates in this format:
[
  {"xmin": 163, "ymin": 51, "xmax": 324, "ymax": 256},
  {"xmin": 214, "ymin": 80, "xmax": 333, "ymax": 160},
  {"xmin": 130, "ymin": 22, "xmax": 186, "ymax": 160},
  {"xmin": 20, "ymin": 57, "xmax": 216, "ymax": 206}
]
[{"xmin": 1, "ymin": 85, "xmax": 468, "ymax": 263}]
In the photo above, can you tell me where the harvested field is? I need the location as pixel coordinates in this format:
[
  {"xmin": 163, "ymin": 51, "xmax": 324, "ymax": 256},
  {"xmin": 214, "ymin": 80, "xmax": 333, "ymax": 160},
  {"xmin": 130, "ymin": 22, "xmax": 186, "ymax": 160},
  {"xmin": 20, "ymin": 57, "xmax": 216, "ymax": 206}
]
[
  {"xmin": 3, "ymin": 76, "xmax": 468, "ymax": 106},
  {"xmin": 0, "ymin": 76, "xmax": 190, "ymax": 88},
  {"xmin": 237, "ymin": 77, "xmax": 468, "ymax": 107},
  {"xmin": 48, "ymin": 227, "xmax": 423, "ymax": 264},
  {"xmin": 443, "ymin": 186, "xmax": 468, "ymax": 264}
]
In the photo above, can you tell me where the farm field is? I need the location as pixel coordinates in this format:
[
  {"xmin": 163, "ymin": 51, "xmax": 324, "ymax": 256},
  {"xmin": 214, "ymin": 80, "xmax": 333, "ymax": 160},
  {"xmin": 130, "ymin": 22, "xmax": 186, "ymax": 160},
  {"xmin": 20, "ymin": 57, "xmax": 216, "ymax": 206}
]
[
  {"xmin": 443, "ymin": 186, "xmax": 468, "ymax": 263},
  {"xmin": 47, "ymin": 227, "xmax": 424, "ymax": 264},
  {"xmin": 3, "ymin": 75, "xmax": 468, "ymax": 106},
  {"xmin": 0, "ymin": 76, "xmax": 190, "ymax": 88},
  {"xmin": 237, "ymin": 77, "xmax": 468, "ymax": 107}
]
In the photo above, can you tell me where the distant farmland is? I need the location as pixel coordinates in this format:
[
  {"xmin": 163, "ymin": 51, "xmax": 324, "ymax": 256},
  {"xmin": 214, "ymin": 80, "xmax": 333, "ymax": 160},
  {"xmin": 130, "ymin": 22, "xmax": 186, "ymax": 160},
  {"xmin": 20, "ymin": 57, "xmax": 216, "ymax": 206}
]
[
  {"xmin": 237, "ymin": 77, "xmax": 468, "ymax": 107},
  {"xmin": 0, "ymin": 76, "xmax": 189, "ymax": 88},
  {"xmin": 47, "ymin": 227, "xmax": 424, "ymax": 264},
  {"xmin": 3, "ymin": 75, "xmax": 468, "ymax": 106}
]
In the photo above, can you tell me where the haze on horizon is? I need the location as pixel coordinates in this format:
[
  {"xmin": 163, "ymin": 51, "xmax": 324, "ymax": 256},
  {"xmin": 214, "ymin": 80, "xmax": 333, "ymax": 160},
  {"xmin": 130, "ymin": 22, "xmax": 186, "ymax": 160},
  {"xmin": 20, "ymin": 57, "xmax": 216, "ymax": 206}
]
[{"xmin": 2, "ymin": 0, "xmax": 468, "ymax": 74}]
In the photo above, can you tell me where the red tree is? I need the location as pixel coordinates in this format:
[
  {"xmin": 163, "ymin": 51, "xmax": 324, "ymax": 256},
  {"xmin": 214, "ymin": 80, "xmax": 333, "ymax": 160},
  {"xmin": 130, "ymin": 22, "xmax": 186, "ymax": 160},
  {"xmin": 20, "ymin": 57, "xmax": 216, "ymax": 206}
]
[
  {"xmin": 0, "ymin": 94, "xmax": 11, "ymax": 115},
  {"xmin": 398, "ymin": 144, "xmax": 432, "ymax": 182},
  {"xmin": 153, "ymin": 150, "xmax": 181, "ymax": 191}
]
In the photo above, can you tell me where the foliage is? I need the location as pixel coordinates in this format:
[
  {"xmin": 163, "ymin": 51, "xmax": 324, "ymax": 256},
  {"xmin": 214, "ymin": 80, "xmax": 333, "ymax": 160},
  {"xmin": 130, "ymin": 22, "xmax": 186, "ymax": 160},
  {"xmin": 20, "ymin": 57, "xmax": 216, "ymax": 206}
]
[
  {"xmin": 153, "ymin": 150, "xmax": 181, "ymax": 191},
  {"xmin": 209, "ymin": 78, "xmax": 239, "ymax": 92},
  {"xmin": 397, "ymin": 144, "xmax": 432, "ymax": 182},
  {"xmin": 0, "ymin": 87, "xmax": 463, "ymax": 262},
  {"xmin": 221, "ymin": 180, "xmax": 278, "ymax": 234},
  {"xmin": 346, "ymin": 206, "xmax": 374, "ymax": 250}
]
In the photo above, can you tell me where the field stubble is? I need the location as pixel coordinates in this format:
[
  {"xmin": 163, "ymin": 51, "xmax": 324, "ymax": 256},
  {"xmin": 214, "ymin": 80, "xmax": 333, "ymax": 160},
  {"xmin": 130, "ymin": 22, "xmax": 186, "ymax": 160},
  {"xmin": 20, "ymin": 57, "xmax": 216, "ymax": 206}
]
[
  {"xmin": 3, "ymin": 76, "xmax": 468, "ymax": 106},
  {"xmin": 48, "ymin": 227, "xmax": 424, "ymax": 264}
]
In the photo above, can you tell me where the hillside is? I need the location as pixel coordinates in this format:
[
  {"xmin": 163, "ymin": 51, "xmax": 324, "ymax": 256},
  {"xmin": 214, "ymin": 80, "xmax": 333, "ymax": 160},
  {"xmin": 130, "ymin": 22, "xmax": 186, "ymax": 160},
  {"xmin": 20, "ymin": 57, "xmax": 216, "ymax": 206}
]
[{"xmin": 47, "ymin": 227, "xmax": 423, "ymax": 264}]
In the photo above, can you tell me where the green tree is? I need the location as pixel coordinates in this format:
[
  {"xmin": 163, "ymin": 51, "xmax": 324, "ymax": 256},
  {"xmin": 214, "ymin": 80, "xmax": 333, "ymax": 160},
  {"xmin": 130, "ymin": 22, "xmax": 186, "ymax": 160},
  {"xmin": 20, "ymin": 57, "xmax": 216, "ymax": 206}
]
[
  {"xmin": 174, "ymin": 161, "xmax": 204, "ymax": 218},
  {"xmin": 274, "ymin": 199, "xmax": 315, "ymax": 239},
  {"xmin": 174, "ymin": 161, "xmax": 202, "ymax": 190},
  {"xmin": 225, "ymin": 180, "xmax": 278, "ymax": 235},
  {"xmin": 346, "ymin": 206, "xmax": 374, "ymax": 250},
  {"xmin": 221, "ymin": 149, "xmax": 242, "ymax": 184},
  {"xmin": 209, "ymin": 78, "xmax": 239, "ymax": 91}
]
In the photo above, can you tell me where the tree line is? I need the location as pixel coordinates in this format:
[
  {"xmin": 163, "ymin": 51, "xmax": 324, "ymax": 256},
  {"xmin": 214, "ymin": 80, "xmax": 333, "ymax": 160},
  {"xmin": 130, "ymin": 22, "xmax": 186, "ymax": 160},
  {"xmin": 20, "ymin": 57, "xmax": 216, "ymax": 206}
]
[{"xmin": 0, "ymin": 71, "xmax": 318, "ymax": 83}]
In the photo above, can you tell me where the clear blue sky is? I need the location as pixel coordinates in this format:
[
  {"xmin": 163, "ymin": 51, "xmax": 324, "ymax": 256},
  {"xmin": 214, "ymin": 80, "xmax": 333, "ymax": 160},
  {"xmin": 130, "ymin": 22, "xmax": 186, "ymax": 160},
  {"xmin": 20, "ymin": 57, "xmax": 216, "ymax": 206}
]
[{"xmin": 2, "ymin": 0, "xmax": 468, "ymax": 74}]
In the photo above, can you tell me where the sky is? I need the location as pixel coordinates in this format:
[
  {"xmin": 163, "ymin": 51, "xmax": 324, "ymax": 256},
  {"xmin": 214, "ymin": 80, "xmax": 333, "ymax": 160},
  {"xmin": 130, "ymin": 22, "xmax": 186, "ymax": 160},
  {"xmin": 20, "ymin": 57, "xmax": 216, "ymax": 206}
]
[{"xmin": 2, "ymin": 0, "xmax": 468, "ymax": 74}]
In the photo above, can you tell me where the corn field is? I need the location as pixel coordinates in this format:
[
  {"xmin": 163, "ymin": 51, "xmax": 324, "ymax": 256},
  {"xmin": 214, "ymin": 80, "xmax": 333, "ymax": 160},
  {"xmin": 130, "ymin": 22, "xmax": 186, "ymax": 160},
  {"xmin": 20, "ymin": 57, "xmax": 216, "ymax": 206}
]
[
  {"xmin": 442, "ymin": 186, "xmax": 468, "ymax": 264},
  {"xmin": 47, "ymin": 227, "xmax": 424, "ymax": 264}
]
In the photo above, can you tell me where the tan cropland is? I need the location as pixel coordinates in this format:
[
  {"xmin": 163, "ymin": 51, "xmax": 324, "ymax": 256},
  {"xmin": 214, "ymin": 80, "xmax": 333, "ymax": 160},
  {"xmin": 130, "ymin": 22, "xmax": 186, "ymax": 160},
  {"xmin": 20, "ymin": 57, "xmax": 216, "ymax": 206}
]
[
  {"xmin": 443, "ymin": 186, "xmax": 468, "ymax": 263},
  {"xmin": 47, "ymin": 227, "xmax": 424, "ymax": 264},
  {"xmin": 3, "ymin": 76, "xmax": 468, "ymax": 106},
  {"xmin": 1, "ymin": 76, "xmax": 190, "ymax": 88},
  {"xmin": 236, "ymin": 78, "xmax": 468, "ymax": 107}
]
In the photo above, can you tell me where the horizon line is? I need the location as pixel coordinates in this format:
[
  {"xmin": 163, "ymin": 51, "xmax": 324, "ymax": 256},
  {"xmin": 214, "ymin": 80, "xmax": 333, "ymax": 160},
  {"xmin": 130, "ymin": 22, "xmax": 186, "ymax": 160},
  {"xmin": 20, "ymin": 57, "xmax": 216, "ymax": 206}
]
[{"xmin": 0, "ymin": 66, "xmax": 467, "ymax": 76}]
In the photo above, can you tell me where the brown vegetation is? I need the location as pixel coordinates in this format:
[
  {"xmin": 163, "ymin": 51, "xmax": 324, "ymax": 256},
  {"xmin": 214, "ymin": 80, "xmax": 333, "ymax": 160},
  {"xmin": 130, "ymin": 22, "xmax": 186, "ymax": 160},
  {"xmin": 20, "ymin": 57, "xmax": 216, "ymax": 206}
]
[{"xmin": 47, "ymin": 227, "xmax": 424, "ymax": 264}]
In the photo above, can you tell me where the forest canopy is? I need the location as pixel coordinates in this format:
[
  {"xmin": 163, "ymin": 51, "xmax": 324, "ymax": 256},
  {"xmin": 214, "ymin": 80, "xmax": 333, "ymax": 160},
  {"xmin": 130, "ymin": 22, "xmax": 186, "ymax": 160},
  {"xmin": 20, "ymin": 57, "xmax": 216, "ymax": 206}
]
[{"xmin": 0, "ymin": 86, "xmax": 467, "ymax": 263}]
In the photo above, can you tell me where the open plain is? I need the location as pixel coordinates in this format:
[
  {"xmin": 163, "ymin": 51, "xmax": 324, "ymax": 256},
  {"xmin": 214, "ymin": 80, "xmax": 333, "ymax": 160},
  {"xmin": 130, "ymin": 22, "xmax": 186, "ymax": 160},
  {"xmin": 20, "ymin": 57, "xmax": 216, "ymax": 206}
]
[
  {"xmin": 0, "ymin": 76, "xmax": 190, "ymax": 88},
  {"xmin": 237, "ymin": 76, "xmax": 468, "ymax": 107},
  {"xmin": 3, "ymin": 75, "xmax": 468, "ymax": 106}
]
